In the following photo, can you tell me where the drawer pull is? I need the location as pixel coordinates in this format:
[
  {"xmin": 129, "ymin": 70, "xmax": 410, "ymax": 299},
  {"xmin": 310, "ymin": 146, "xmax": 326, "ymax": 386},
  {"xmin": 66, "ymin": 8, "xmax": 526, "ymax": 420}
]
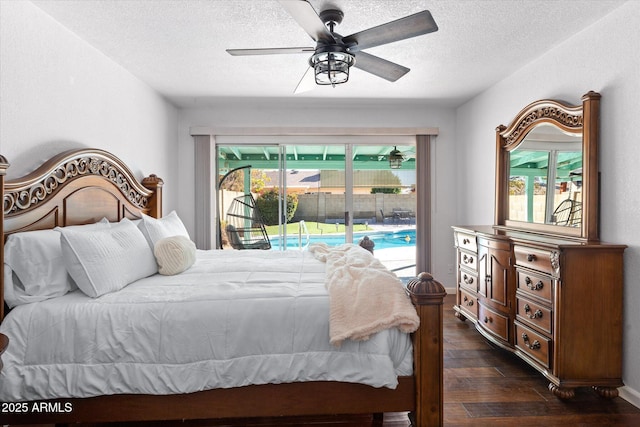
[
  {"xmin": 484, "ymin": 316, "xmax": 492, "ymax": 324},
  {"xmin": 527, "ymin": 254, "xmax": 537, "ymax": 262},
  {"xmin": 463, "ymin": 254, "xmax": 474, "ymax": 265},
  {"xmin": 463, "ymin": 238, "xmax": 470, "ymax": 245},
  {"xmin": 521, "ymin": 333, "xmax": 541, "ymax": 350},
  {"xmin": 524, "ymin": 304, "xmax": 543, "ymax": 319},
  {"xmin": 463, "ymin": 274, "xmax": 474, "ymax": 285},
  {"xmin": 463, "ymin": 296, "xmax": 474, "ymax": 307},
  {"xmin": 525, "ymin": 276, "xmax": 544, "ymax": 291}
]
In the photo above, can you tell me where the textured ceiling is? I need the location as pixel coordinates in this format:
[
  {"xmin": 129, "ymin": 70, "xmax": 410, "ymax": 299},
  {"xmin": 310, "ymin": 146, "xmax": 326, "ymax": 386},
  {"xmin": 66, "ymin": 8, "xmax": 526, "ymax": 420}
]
[{"xmin": 31, "ymin": 0, "xmax": 625, "ymax": 107}]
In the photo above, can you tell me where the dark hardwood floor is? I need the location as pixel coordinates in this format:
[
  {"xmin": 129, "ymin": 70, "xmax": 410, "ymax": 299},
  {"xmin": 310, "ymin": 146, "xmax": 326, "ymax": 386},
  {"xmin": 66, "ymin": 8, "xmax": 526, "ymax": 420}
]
[
  {"xmin": 439, "ymin": 294, "xmax": 640, "ymax": 426},
  {"xmin": 206, "ymin": 294, "xmax": 640, "ymax": 426},
  {"xmin": 18, "ymin": 295, "xmax": 640, "ymax": 427}
]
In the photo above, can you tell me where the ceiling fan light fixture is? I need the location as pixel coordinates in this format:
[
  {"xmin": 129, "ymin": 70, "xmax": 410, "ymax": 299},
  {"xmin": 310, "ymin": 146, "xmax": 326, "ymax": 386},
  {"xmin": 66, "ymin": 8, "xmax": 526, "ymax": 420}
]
[
  {"xmin": 389, "ymin": 146, "xmax": 404, "ymax": 169},
  {"xmin": 310, "ymin": 46, "xmax": 355, "ymax": 86},
  {"xmin": 228, "ymin": 4, "xmax": 438, "ymax": 92}
]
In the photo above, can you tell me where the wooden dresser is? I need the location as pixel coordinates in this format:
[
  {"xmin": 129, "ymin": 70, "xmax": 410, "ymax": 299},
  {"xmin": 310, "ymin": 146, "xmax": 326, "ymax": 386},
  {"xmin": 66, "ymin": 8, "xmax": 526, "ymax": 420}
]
[
  {"xmin": 453, "ymin": 225, "xmax": 625, "ymax": 398},
  {"xmin": 453, "ymin": 92, "xmax": 627, "ymax": 398}
]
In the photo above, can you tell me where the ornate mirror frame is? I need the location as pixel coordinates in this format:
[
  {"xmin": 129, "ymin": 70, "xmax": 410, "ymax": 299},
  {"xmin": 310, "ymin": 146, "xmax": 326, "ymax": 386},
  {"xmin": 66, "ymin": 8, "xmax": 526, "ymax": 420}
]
[{"xmin": 494, "ymin": 91, "xmax": 600, "ymax": 241}]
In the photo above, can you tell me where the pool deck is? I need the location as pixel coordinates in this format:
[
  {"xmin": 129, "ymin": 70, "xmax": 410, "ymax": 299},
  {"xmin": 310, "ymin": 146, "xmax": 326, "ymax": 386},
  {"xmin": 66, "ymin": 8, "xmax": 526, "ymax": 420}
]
[
  {"xmin": 375, "ymin": 246, "xmax": 416, "ymax": 280},
  {"xmin": 359, "ymin": 224, "xmax": 417, "ymax": 281}
]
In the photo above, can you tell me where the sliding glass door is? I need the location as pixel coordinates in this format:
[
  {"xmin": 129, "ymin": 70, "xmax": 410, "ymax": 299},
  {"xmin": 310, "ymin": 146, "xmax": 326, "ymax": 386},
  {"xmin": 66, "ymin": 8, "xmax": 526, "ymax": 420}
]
[
  {"xmin": 217, "ymin": 143, "xmax": 347, "ymax": 251},
  {"xmin": 278, "ymin": 144, "xmax": 347, "ymax": 250},
  {"xmin": 351, "ymin": 143, "xmax": 417, "ymax": 279},
  {"xmin": 217, "ymin": 145, "xmax": 281, "ymax": 250},
  {"xmin": 215, "ymin": 139, "xmax": 417, "ymax": 280}
]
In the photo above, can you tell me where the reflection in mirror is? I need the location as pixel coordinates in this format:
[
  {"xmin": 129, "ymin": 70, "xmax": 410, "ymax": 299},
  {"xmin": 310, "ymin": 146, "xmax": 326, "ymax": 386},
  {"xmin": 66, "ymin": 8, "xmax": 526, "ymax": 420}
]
[
  {"xmin": 508, "ymin": 124, "xmax": 582, "ymax": 226},
  {"xmin": 496, "ymin": 91, "xmax": 599, "ymax": 241}
]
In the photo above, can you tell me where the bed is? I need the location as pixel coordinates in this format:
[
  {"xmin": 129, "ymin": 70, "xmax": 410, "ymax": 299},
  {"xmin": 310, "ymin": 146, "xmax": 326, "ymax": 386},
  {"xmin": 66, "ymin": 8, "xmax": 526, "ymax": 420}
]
[{"xmin": 0, "ymin": 148, "xmax": 445, "ymax": 426}]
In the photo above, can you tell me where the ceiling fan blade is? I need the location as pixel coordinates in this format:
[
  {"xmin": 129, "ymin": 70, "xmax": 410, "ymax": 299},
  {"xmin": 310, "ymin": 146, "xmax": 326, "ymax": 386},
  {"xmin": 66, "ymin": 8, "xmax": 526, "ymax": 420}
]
[
  {"xmin": 277, "ymin": 0, "xmax": 335, "ymax": 43},
  {"xmin": 342, "ymin": 10, "xmax": 438, "ymax": 52},
  {"xmin": 353, "ymin": 51, "xmax": 410, "ymax": 82},
  {"xmin": 294, "ymin": 67, "xmax": 316, "ymax": 94},
  {"xmin": 226, "ymin": 47, "xmax": 315, "ymax": 56}
]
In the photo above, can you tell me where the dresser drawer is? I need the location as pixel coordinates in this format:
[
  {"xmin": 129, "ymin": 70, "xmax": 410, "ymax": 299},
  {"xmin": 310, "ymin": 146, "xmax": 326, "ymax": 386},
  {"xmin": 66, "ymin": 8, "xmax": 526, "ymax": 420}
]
[
  {"xmin": 516, "ymin": 296, "xmax": 552, "ymax": 335},
  {"xmin": 455, "ymin": 231, "xmax": 477, "ymax": 252},
  {"xmin": 517, "ymin": 269, "xmax": 553, "ymax": 303},
  {"xmin": 514, "ymin": 245, "xmax": 555, "ymax": 275},
  {"xmin": 478, "ymin": 304, "xmax": 509, "ymax": 342},
  {"xmin": 458, "ymin": 289, "xmax": 478, "ymax": 319},
  {"xmin": 515, "ymin": 322, "xmax": 552, "ymax": 369},
  {"xmin": 459, "ymin": 269, "xmax": 478, "ymax": 292},
  {"xmin": 459, "ymin": 251, "xmax": 477, "ymax": 272}
]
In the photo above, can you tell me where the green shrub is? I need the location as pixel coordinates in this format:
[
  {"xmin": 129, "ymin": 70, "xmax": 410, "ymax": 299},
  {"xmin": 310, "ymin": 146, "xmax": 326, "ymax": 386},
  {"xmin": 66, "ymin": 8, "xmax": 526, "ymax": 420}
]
[
  {"xmin": 371, "ymin": 187, "xmax": 400, "ymax": 194},
  {"xmin": 255, "ymin": 190, "xmax": 298, "ymax": 225}
]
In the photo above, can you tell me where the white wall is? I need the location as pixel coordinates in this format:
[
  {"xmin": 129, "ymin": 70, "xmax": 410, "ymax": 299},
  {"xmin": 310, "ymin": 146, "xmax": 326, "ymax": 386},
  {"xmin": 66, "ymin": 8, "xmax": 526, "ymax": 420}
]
[
  {"xmin": 455, "ymin": 0, "xmax": 640, "ymax": 405},
  {"xmin": 0, "ymin": 1, "xmax": 179, "ymax": 211},
  {"xmin": 178, "ymin": 100, "xmax": 459, "ymax": 286}
]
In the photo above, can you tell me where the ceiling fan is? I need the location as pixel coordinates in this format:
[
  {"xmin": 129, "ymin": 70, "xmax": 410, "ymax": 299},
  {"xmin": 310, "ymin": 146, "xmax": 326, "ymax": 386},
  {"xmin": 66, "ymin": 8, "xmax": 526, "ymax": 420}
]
[{"xmin": 226, "ymin": 0, "xmax": 438, "ymax": 93}]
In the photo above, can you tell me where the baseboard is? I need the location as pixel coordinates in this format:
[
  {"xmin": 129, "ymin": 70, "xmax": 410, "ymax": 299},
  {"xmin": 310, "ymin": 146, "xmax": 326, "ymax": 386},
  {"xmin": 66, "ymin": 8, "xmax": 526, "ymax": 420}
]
[
  {"xmin": 444, "ymin": 287, "xmax": 456, "ymax": 296},
  {"xmin": 620, "ymin": 385, "xmax": 640, "ymax": 409}
]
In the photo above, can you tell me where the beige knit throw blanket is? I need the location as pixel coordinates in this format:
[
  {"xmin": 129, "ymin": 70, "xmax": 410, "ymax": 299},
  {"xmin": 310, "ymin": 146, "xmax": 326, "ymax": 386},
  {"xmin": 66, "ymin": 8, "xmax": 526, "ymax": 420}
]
[{"xmin": 309, "ymin": 243, "xmax": 420, "ymax": 346}]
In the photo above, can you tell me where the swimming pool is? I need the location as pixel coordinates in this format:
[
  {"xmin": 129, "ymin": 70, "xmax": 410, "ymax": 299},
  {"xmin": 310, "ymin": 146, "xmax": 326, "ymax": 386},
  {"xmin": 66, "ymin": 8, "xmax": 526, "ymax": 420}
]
[{"xmin": 270, "ymin": 229, "xmax": 416, "ymax": 250}]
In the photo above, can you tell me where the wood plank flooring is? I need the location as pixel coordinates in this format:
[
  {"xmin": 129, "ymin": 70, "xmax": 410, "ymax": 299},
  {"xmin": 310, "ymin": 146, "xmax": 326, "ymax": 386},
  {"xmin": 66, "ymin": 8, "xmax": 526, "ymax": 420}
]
[
  {"xmin": 439, "ymin": 294, "xmax": 640, "ymax": 426},
  {"xmin": 208, "ymin": 294, "xmax": 640, "ymax": 426},
  {"xmin": 16, "ymin": 295, "xmax": 640, "ymax": 427}
]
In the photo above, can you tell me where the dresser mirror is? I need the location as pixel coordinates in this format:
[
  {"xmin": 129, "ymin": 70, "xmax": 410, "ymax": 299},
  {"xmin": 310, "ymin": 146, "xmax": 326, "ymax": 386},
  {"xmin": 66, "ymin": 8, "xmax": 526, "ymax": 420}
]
[{"xmin": 494, "ymin": 91, "xmax": 600, "ymax": 241}]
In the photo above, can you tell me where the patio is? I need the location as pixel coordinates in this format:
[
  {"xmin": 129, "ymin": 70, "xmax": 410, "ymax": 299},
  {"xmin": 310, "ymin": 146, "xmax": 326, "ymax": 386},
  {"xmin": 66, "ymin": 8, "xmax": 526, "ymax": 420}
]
[{"xmin": 358, "ymin": 224, "xmax": 417, "ymax": 282}]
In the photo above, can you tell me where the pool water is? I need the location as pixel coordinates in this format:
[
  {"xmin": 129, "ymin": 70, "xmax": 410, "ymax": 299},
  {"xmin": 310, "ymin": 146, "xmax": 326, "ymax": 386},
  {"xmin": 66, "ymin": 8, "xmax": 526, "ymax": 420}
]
[{"xmin": 270, "ymin": 229, "xmax": 416, "ymax": 250}]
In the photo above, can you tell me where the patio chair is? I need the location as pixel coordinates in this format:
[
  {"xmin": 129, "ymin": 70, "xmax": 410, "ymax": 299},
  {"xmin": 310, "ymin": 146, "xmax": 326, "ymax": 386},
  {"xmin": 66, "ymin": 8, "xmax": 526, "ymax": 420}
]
[
  {"xmin": 380, "ymin": 209, "xmax": 395, "ymax": 224},
  {"xmin": 392, "ymin": 208, "xmax": 414, "ymax": 224},
  {"xmin": 224, "ymin": 194, "xmax": 271, "ymax": 250},
  {"xmin": 551, "ymin": 199, "xmax": 581, "ymax": 226},
  {"xmin": 225, "ymin": 223, "xmax": 271, "ymax": 250}
]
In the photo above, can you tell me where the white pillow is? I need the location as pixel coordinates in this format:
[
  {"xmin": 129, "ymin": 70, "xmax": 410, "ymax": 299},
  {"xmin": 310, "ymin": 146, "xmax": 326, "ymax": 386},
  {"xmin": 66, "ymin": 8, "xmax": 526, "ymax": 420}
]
[
  {"xmin": 154, "ymin": 236, "xmax": 196, "ymax": 275},
  {"xmin": 59, "ymin": 218, "xmax": 157, "ymax": 298},
  {"xmin": 3, "ymin": 219, "xmax": 110, "ymax": 307},
  {"xmin": 138, "ymin": 211, "xmax": 190, "ymax": 249},
  {"xmin": 4, "ymin": 265, "xmax": 61, "ymax": 308}
]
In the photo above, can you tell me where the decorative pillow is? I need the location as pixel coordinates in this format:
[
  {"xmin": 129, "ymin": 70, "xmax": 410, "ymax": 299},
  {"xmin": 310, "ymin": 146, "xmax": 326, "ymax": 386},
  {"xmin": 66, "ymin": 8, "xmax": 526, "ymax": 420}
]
[
  {"xmin": 154, "ymin": 235, "xmax": 196, "ymax": 275},
  {"xmin": 138, "ymin": 211, "xmax": 190, "ymax": 249},
  {"xmin": 3, "ymin": 218, "xmax": 110, "ymax": 307},
  {"xmin": 58, "ymin": 218, "xmax": 158, "ymax": 298}
]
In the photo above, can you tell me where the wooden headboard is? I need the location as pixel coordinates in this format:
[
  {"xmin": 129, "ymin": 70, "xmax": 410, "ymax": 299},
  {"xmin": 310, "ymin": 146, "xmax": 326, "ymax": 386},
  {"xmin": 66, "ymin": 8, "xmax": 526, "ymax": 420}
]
[{"xmin": 0, "ymin": 148, "xmax": 163, "ymax": 320}]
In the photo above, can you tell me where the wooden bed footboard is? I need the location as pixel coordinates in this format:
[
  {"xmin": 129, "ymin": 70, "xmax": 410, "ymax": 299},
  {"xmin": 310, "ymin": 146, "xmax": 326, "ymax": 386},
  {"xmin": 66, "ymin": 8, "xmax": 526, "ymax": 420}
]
[
  {"xmin": 0, "ymin": 149, "xmax": 445, "ymax": 427},
  {"xmin": 0, "ymin": 277, "xmax": 444, "ymax": 427},
  {"xmin": 406, "ymin": 272, "xmax": 446, "ymax": 426}
]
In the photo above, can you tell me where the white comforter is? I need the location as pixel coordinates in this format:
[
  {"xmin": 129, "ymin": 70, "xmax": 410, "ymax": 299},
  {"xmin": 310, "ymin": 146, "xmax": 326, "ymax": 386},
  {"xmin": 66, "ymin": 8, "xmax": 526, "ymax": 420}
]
[{"xmin": 0, "ymin": 250, "xmax": 413, "ymax": 401}]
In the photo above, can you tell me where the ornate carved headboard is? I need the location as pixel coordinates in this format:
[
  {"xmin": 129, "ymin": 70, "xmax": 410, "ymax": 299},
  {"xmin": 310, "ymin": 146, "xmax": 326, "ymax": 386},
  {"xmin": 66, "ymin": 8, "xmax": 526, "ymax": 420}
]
[{"xmin": 0, "ymin": 148, "xmax": 163, "ymax": 320}]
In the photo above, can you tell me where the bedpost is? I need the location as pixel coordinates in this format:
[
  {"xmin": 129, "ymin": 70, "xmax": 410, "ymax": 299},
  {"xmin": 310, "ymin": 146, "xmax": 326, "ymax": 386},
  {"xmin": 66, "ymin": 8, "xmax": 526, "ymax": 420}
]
[
  {"xmin": 406, "ymin": 272, "xmax": 446, "ymax": 427},
  {"xmin": 0, "ymin": 155, "xmax": 9, "ymax": 321},
  {"xmin": 142, "ymin": 174, "xmax": 164, "ymax": 218}
]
